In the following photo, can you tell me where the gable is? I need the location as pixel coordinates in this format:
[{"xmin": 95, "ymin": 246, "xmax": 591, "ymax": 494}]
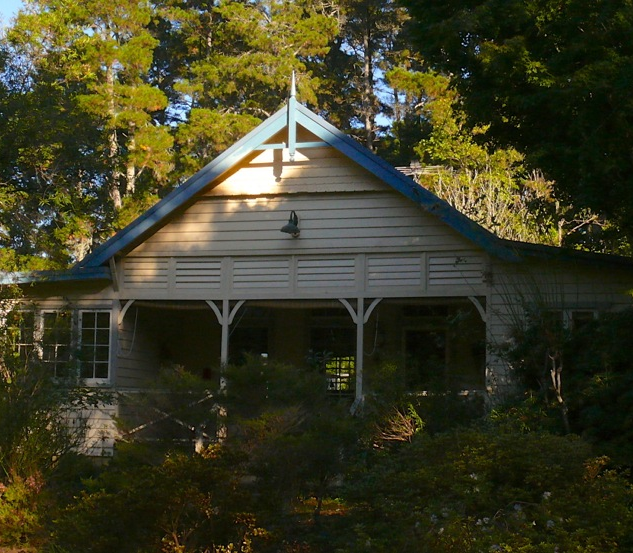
[
  {"xmin": 75, "ymin": 99, "xmax": 516, "ymax": 270},
  {"xmin": 125, "ymin": 139, "xmax": 478, "ymax": 257},
  {"xmin": 115, "ymin": 139, "xmax": 489, "ymax": 300}
]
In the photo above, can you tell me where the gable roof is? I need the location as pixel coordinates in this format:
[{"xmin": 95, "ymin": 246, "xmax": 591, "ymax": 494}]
[{"xmin": 75, "ymin": 98, "xmax": 522, "ymax": 270}]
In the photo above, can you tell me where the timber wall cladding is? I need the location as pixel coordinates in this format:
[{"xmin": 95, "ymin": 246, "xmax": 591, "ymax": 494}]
[
  {"xmin": 118, "ymin": 252, "xmax": 487, "ymax": 298},
  {"xmin": 127, "ymin": 193, "xmax": 472, "ymax": 257},
  {"xmin": 205, "ymin": 146, "xmax": 387, "ymax": 197}
]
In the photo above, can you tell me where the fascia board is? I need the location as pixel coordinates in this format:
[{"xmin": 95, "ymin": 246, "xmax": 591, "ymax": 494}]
[
  {"xmin": 501, "ymin": 239, "xmax": 633, "ymax": 268},
  {"xmin": 0, "ymin": 266, "xmax": 112, "ymax": 285},
  {"xmin": 77, "ymin": 107, "xmax": 289, "ymax": 269}
]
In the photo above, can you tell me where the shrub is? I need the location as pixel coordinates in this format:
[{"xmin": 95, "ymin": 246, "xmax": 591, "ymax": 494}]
[{"xmin": 341, "ymin": 426, "xmax": 633, "ymax": 552}]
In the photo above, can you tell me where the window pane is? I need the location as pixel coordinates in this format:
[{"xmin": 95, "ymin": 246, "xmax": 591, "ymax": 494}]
[
  {"xmin": 57, "ymin": 345, "xmax": 70, "ymax": 361},
  {"xmin": 42, "ymin": 346, "xmax": 56, "ymax": 362},
  {"xmin": 96, "ymin": 329, "xmax": 110, "ymax": 345},
  {"xmin": 96, "ymin": 312, "xmax": 110, "ymax": 328},
  {"xmin": 80, "ymin": 362, "xmax": 93, "ymax": 379},
  {"xmin": 43, "ymin": 312, "xmax": 57, "ymax": 329},
  {"xmin": 95, "ymin": 346, "xmax": 109, "ymax": 362},
  {"xmin": 82, "ymin": 311, "xmax": 96, "ymax": 327},
  {"xmin": 11, "ymin": 311, "xmax": 35, "ymax": 359},
  {"xmin": 95, "ymin": 363, "xmax": 109, "ymax": 379},
  {"xmin": 42, "ymin": 312, "xmax": 71, "ymax": 377},
  {"xmin": 82, "ymin": 346, "xmax": 95, "ymax": 361}
]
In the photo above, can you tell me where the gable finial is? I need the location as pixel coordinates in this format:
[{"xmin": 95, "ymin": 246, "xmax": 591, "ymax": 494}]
[{"xmin": 288, "ymin": 71, "xmax": 297, "ymax": 161}]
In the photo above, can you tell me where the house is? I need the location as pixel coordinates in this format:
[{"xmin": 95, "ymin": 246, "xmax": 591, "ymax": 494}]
[{"xmin": 3, "ymin": 80, "xmax": 633, "ymax": 456}]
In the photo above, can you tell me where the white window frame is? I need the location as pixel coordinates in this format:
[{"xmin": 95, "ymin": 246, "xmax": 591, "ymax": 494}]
[
  {"xmin": 10, "ymin": 308, "xmax": 112, "ymax": 384},
  {"xmin": 6, "ymin": 308, "xmax": 37, "ymax": 362},
  {"xmin": 77, "ymin": 310, "xmax": 112, "ymax": 385}
]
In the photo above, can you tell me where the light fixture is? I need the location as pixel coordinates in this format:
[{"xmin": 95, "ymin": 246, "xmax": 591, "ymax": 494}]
[{"xmin": 280, "ymin": 210, "xmax": 300, "ymax": 237}]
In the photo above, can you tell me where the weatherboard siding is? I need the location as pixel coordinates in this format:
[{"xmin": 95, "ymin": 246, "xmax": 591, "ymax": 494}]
[
  {"xmin": 483, "ymin": 259, "xmax": 633, "ymax": 394},
  {"xmin": 117, "ymin": 310, "xmax": 160, "ymax": 388},
  {"xmin": 119, "ymin": 174, "xmax": 488, "ymax": 298},
  {"xmin": 128, "ymin": 192, "xmax": 465, "ymax": 257},
  {"xmin": 79, "ymin": 403, "xmax": 118, "ymax": 457},
  {"xmin": 206, "ymin": 147, "xmax": 386, "ymax": 196}
]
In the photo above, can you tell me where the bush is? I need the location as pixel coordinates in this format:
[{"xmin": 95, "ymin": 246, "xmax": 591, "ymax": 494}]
[{"xmin": 340, "ymin": 425, "xmax": 633, "ymax": 552}]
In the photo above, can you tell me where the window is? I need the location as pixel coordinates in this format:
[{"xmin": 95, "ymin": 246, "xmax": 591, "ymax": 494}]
[
  {"xmin": 7, "ymin": 309, "xmax": 111, "ymax": 381},
  {"xmin": 324, "ymin": 355, "xmax": 355, "ymax": 394},
  {"xmin": 42, "ymin": 311, "xmax": 72, "ymax": 377},
  {"xmin": 79, "ymin": 311, "xmax": 111, "ymax": 380},
  {"xmin": 7, "ymin": 310, "xmax": 36, "ymax": 362},
  {"xmin": 310, "ymin": 326, "xmax": 356, "ymax": 395}
]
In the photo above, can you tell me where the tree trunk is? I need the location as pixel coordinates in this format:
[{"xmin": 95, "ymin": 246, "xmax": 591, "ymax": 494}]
[
  {"xmin": 106, "ymin": 63, "xmax": 122, "ymax": 211},
  {"xmin": 363, "ymin": 19, "xmax": 374, "ymax": 151}
]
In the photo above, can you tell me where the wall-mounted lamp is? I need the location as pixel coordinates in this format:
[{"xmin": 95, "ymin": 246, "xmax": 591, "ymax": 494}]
[{"xmin": 280, "ymin": 210, "xmax": 300, "ymax": 238}]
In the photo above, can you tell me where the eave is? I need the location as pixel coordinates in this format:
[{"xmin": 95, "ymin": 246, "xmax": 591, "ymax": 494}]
[{"xmin": 0, "ymin": 266, "xmax": 112, "ymax": 285}]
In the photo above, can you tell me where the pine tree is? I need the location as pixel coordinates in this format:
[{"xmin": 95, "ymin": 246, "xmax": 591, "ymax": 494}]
[{"xmin": 2, "ymin": 0, "xmax": 173, "ymax": 261}]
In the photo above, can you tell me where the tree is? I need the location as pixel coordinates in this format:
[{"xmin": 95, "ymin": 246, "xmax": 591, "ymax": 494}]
[
  {"xmin": 386, "ymin": 67, "xmax": 561, "ymax": 244},
  {"xmin": 316, "ymin": 0, "xmax": 409, "ymax": 149},
  {"xmin": 1, "ymin": 0, "xmax": 174, "ymax": 262},
  {"xmin": 161, "ymin": 0, "xmax": 339, "ymax": 178},
  {"xmin": 401, "ymin": 0, "xmax": 633, "ymax": 252}
]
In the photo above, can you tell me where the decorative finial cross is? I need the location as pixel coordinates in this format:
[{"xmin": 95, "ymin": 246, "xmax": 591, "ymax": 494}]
[{"xmin": 288, "ymin": 71, "xmax": 297, "ymax": 161}]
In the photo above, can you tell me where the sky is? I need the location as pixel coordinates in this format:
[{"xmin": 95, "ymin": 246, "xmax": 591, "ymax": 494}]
[{"xmin": 0, "ymin": 0, "xmax": 24, "ymax": 28}]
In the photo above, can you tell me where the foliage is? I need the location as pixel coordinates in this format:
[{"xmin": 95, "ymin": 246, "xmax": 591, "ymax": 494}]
[
  {"xmin": 2, "ymin": 0, "xmax": 628, "ymax": 259},
  {"xmin": 222, "ymin": 357, "xmax": 361, "ymax": 521},
  {"xmin": 0, "ymin": 284, "xmax": 109, "ymax": 548},
  {"xmin": 564, "ymin": 309, "xmax": 633, "ymax": 465},
  {"xmin": 387, "ymin": 67, "xmax": 571, "ymax": 246},
  {"xmin": 51, "ymin": 358, "xmax": 362, "ymax": 552},
  {"xmin": 401, "ymin": 0, "xmax": 633, "ymax": 252},
  {"xmin": 497, "ymin": 297, "xmax": 633, "ymax": 465},
  {"xmin": 341, "ymin": 426, "xmax": 633, "ymax": 552},
  {"xmin": 0, "ymin": 285, "xmax": 105, "ymax": 481},
  {"xmin": 320, "ymin": 0, "xmax": 409, "ymax": 149},
  {"xmin": 157, "ymin": 0, "xmax": 339, "ymax": 179},
  {"xmin": 0, "ymin": 0, "xmax": 174, "ymax": 263},
  {"xmin": 0, "ymin": 474, "xmax": 45, "ymax": 548},
  {"xmin": 52, "ymin": 446, "xmax": 267, "ymax": 553},
  {"xmin": 2, "ymin": 346, "xmax": 633, "ymax": 552}
]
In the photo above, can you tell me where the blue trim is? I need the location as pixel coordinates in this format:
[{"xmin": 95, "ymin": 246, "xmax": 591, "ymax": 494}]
[{"xmin": 1, "ymin": 266, "xmax": 111, "ymax": 285}]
